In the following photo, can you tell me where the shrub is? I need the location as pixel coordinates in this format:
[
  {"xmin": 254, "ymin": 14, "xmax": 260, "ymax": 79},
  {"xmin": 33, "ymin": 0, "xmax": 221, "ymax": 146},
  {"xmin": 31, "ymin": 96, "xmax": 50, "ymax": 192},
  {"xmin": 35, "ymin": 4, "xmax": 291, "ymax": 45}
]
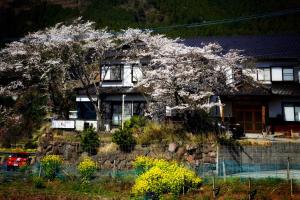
[
  {"xmin": 132, "ymin": 156, "xmax": 202, "ymax": 197},
  {"xmin": 112, "ymin": 116, "xmax": 143, "ymax": 152},
  {"xmin": 40, "ymin": 155, "xmax": 62, "ymax": 180},
  {"xmin": 127, "ymin": 115, "xmax": 147, "ymax": 129},
  {"xmin": 32, "ymin": 176, "xmax": 45, "ymax": 188},
  {"xmin": 133, "ymin": 156, "xmax": 156, "ymax": 174},
  {"xmin": 138, "ymin": 122, "xmax": 162, "ymax": 145},
  {"xmin": 78, "ymin": 157, "xmax": 97, "ymax": 182},
  {"xmin": 24, "ymin": 140, "xmax": 38, "ymax": 149},
  {"xmin": 79, "ymin": 127, "xmax": 100, "ymax": 155},
  {"xmin": 182, "ymin": 109, "xmax": 214, "ymax": 134},
  {"xmin": 137, "ymin": 122, "xmax": 185, "ymax": 145},
  {"xmin": 112, "ymin": 127, "xmax": 136, "ymax": 152}
]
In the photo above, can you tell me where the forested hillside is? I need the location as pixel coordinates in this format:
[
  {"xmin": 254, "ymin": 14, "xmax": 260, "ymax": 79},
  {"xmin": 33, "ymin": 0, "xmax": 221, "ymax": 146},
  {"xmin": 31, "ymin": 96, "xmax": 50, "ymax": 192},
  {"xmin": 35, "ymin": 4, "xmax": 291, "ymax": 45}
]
[
  {"xmin": 1, "ymin": 0, "xmax": 300, "ymax": 46},
  {"xmin": 83, "ymin": 0, "xmax": 300, "ymax": 37}
]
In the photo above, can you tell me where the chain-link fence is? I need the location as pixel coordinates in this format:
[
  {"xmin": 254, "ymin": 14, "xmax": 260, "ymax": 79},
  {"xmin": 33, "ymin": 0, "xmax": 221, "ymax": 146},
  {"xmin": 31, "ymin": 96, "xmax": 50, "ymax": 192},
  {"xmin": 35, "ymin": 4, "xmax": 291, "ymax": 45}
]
[{"xmin": 1, "ymin": 142, "xmax": 300, "ymax": 182}]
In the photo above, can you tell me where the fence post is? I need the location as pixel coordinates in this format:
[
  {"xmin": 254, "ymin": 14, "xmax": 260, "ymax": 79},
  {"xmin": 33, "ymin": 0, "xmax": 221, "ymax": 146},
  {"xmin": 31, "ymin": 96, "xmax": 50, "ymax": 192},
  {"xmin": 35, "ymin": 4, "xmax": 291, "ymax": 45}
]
[
  {"xmin": 216, "ymin": 144, "xmax": 219, "ymax": 176},
  {"xmin": 287, "ymin": 157, "xmax": 290, "ymax": 181},
  {"xmin": 212, "ymin": 173, "xmax": 215, "ymax": 199},
  {"xmin": 113, "ymin": 159, "xmax": 116, "ymax": 178},
  {"xmin": 39, "ymin": 164, "xmax": 42, "ymax": 177},
  {"xmin": 182, "ymin": 173, "xmax": 185, "ymax": 196},
  {"xmin": 222, "ymin": 159, "xmax": 226, "ymax": 182},
  {"xmin": 248, "ymin": 178, "xmax": 251, "ymax": 200},
  {"xmin": 290, "ymin": 178, "xmax": 293, "ymax": 197}
]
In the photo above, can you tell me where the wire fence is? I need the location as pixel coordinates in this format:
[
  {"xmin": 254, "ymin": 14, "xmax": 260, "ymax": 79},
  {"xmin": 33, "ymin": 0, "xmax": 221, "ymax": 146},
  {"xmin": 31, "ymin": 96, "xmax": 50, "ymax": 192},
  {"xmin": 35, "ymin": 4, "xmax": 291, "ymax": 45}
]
[{"xmin": 1, "ymin": 142, "xmax": 300, "ymax": 182}]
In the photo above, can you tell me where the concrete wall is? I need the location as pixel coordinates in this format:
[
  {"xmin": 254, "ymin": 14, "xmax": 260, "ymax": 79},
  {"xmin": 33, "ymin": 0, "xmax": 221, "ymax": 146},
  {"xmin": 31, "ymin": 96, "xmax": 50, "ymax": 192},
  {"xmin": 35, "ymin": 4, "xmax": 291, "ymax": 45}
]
[
  {"xmin": 218, "ymin": 142, "xmax": 300, "ymax": 175},
  {"xmin": 75, "ymin": 120, "xmax": 97, "ymax": 131}
]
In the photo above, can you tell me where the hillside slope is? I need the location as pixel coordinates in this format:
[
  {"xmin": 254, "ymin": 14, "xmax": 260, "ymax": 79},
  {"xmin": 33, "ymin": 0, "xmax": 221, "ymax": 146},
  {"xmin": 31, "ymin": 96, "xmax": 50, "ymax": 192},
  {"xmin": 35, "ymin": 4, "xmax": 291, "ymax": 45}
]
[{"xmin": 1, "ymin": 0, "xmax": 300, "ymax": 46}]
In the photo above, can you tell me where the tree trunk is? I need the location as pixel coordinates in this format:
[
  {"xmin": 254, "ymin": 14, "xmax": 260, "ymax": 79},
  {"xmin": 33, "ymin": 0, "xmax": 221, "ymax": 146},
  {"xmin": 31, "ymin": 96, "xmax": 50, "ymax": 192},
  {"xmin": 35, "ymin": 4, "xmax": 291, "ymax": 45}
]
[
  {"xmin": 87, "ymin": 95, "xmax": 103, "ymax": 133},
  {"xmin": 95, "ymin": 97, "xmax": 103, "ymax": 132}
]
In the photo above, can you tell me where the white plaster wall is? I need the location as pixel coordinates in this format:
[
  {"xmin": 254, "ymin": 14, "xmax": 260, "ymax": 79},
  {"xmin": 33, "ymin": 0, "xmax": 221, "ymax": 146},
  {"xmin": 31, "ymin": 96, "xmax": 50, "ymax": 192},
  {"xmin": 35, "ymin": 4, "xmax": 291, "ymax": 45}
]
[
  {"xmin": 133, "ymin": 66, "xmax": 143, "ymax": 82},
  {"xmin": 75, "ymin": 120, "xmax": 98, "ymax": 131},
  {"xmin": 76, "ymin": 96, "xmax": 97, "ymax": 102}
]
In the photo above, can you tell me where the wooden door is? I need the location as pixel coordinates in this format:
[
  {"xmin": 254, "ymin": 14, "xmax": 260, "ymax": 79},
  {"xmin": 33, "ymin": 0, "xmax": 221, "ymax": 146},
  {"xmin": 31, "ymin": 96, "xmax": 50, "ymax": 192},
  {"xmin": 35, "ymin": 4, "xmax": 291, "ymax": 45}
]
[{"xmin": 235, "ymin": 108, "xmax": 262, "ymax": 133}]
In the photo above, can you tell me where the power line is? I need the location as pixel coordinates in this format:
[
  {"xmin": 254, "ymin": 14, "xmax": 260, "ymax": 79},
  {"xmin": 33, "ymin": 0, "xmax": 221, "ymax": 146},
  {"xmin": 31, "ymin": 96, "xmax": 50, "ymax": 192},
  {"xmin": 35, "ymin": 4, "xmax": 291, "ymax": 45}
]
[{"xmin": 148, "ymin": 8, "xmax": 300, "ymax": 32}]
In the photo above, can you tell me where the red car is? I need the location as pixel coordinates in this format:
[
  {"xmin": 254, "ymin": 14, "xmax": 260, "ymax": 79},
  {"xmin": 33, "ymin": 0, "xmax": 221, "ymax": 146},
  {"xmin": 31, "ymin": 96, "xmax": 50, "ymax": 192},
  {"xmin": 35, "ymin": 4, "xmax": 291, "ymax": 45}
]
[{"xmin": 6, "ymin": 152, "xmax": 30, "ymax": 170}]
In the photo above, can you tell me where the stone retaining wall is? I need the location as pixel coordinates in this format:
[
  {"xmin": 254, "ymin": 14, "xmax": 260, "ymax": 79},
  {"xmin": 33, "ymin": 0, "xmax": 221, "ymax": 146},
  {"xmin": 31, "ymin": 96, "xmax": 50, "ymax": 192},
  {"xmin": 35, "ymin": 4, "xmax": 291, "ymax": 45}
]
[
  {"xmin": 37, "ymin": 132, "xmax": 80, "ymax": 161},
  {"xmin": 38, "ymin": 132, "xmax": 217, "ymax": 169},
  {"xmin": 95, "ymin": 142, "xmax": 217, "ymax": 169}
]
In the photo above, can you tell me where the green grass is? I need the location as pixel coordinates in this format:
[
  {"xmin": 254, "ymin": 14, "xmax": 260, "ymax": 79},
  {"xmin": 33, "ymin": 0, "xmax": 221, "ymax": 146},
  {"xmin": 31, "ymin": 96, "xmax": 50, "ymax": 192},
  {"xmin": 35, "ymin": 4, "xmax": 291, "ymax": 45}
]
[
  {"xmin": 0, "ymin": 174, "xmax": 299, "ymax": 199},
  {"xmin": 0, "ymin": 177, "xmax": 133, "ymax": 199}
]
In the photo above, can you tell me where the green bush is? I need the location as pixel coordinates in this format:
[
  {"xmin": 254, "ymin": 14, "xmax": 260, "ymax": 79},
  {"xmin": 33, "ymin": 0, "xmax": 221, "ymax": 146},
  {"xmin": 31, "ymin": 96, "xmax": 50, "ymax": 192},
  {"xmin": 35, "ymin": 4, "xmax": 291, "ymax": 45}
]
[
  {"xmin": 112, "ymin": 116, "xmax": 143, "ymax": 152},
  {"xmin": 40, "ymin": 155, "xmax": 62, "ymax": 180},
  {"xmin": 112, "ymin": 127, "xmax": 136, "ymax": 152},
  {"xmin": 132, "ymin": 156, "xmax": 202, "ymax": 197},
  {"xmin": 24, "ymin": 140, "xmax": 38, "ymax": 149},
  {"xmin": 182, "ymin": 109, "xmax": 213, "ymax": 134},
  {"xmin": 78, "ymin": 157, "xmax": 97, "ymax": 183},
  {"xmin": 32, "ymin": 176, "xmax": 45, "ymax": 188},
  {"xmin": 79, "ymin": 127, "xmax": 100, "ymax": 155},
  {"xmin": 128, "ymin": 115, "xmax": 147, "ymax": 129}
]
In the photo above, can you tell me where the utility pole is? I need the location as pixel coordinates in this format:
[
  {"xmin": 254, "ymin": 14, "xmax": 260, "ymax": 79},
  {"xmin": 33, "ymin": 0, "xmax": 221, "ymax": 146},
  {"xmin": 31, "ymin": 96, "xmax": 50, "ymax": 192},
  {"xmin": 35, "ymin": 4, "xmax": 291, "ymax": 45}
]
[{"xmin": 121, "ymin": 94, "xmax": 125, "ymax": 129}]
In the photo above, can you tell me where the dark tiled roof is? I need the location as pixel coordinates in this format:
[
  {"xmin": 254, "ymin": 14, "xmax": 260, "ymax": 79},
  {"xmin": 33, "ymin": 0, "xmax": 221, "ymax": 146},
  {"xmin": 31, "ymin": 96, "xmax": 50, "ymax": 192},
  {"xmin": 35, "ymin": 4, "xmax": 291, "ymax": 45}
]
[
  {"xmin": 183, "ymin": 35, "xmax": 300, "ymax": 59},
  {"xmin": 219, "ymin": 82, "xmax": 300, "ymax": 97},
  {"xmin": 218, "ymin": 82, "xmax": 271, "ymax": 96},
  {"xmin": 271, "ymin": 82, "xmax": 300, "ymax": 96}
]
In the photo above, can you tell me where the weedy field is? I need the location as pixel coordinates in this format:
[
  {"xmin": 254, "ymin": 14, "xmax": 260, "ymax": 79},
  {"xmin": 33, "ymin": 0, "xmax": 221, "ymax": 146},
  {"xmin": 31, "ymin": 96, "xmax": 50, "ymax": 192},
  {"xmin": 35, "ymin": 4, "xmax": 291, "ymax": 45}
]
[{"xmin": 1, "ymin": 175, "xmax": 300, "ymax": 200}]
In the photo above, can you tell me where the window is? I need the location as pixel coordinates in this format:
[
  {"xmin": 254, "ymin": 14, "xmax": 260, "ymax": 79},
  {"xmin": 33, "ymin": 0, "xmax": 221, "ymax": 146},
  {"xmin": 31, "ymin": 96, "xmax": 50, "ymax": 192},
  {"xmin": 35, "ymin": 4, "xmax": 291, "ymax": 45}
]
[
  {"xmin": 133, "ymin": 102, "xmax": 145, "ymax": 115},
  {"xmin": 283, "ymin": 103, "xmax": 300, "ymax": 122},
  {"xmin": 283, "ymin": 68, "xmax": 294, "ymax": 81},
  {"xmin": 271, "ymin": 67, "xmax": 295, "ymax": 82},
  {"xmin": 112, "ymin": 103, "xmax": 132, "ymax": 125},
  {"xmin": 296, "ymin": 107, "xmax": 300, "ymax": 121},
  {"xmin": 77, "ymin": 102, "xmax": 96, "ymax": 120},
  {"xmin": 225, "ymin": 68, "xmax": 233, "ymax": 84},
  {"xmin": 132, "ymin": 64, "xmax": 143, "ymax": 83},
  {"xmin": 257, "ymin": 68, "xmax": 271, "ymax": 81},
  {"xmin": 271, "ymin": 67, "xmax": 282, "ymax": 81},
  {"xmin": 101, "ymin": 65, "xmax": 122, "ymax": 81}
]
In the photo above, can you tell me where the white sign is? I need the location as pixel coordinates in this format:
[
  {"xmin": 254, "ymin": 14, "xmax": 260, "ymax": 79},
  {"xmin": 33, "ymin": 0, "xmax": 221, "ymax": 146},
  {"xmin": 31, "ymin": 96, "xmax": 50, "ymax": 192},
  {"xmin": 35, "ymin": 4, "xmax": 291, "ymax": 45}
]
[
  {"xmin": 166, "ymin": 106, "xmax": 172, "ymax": 117},
  {"xmin": 52, "ymin": 120, "xmax": 75, "ymax": 129}
]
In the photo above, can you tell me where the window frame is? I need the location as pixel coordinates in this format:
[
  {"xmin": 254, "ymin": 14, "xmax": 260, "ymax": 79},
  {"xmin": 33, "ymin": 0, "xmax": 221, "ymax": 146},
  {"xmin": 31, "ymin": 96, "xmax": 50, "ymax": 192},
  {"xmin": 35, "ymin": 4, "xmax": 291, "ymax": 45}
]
[
  {"xmin": 101, "ymin": 64, "xmax": 123, "ymax": 82},
  {"xmin": 282, "ymin": 103, "xmax": 300, "ymax": 122},
  {"xmin": 131, "ymin": 64, "xmax": 139, "ymax": 83},
  {"xmin": 282, "ymin": 67, "xmax": 294, "ymax": 81},
  {"xmin": 131, "ymin": 64, "xmax": 145, "ymax": 83},
  {"xmin": 257, "ymin": 67, "xmax": 271, "ymax": 81},
  {"xmin": 271, "ymin": 67, "xmax": 283, "ymax": 82},
  {"xmin": 270, "ymin": 66, "xmax": 295, "ymax": 82}
]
